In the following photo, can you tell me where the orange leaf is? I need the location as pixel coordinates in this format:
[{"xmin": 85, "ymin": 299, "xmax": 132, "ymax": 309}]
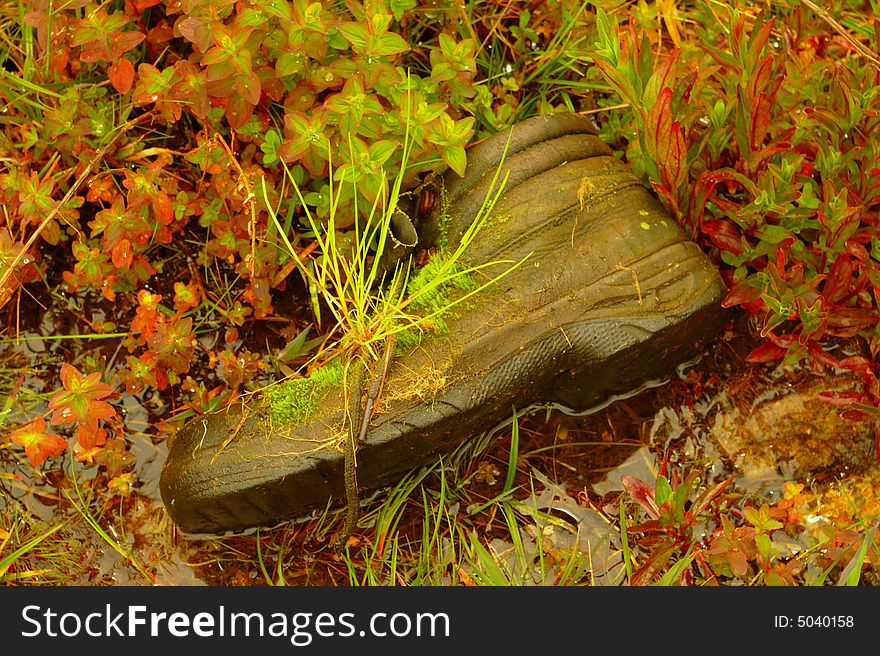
[
  {"xmin": 111, "ymin": 238, "xmax": 133, "ymax": 270},
  {"xmin": 8, "ymin": 417, "xmax": 68, "ymax": 466},
  {"xmin": 108, "ymin": 59, "xmax": 135, "ymax": 95},
  {"xmin": 76, "ymin": 425, "xmax": 108, "ymax": 450},
  {"xmin": 48, "ymin": 364, "xmax": 116, "ymax": 428}
]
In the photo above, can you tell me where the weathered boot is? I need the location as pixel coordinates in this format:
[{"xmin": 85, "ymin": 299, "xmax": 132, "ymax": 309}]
[{"xmin": 160, "ymin": 113, "xmax": 727, "ymax": 534}]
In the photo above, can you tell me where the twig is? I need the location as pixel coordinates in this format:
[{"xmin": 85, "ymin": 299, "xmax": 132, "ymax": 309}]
[
  {"xmin": 454, "ymin": 0, "xmax": 479, "ymax": 47},
  {"xmin": 338, "ymin": 333, "xmax": 398, "ymax": 548},
  {"xmin": 799, "ymin": 0, "xmax": 880, "ymax": 69},
  {"xmin": 615, "ymin": 263, "xmax": 643, "ymax": 305},
  {"xmin": 579, "ymin": 102, "xmax": 630, "ymax": 116},
  {"xmin": 339, "ymin": 356, "xmax": 365, "ymax": 549}
]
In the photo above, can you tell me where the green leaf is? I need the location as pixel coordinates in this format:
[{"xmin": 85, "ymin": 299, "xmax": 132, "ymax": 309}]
[
  {"xmin": 261, "ymin": 129, "xmax": 282, "ymax": 164},
  {"xmin": 838, "ymin": 528, "xmax": 873, "ymax": 586},
  {"xmin": 757, "ymin": 224, "xmax": 792, "ymax": 245},
  {"xmin": 265, "ymin": 0, "xmax": 292, "ymax": 21},
  {"xmin": 368, "ymin": 11, "xmax": 393, "ymax": 36},
  {"xmin": 467, "ymin": 531, "xmax": 510, "ymax": 585},
  {"xmin": 237, "ymin": 8, "xmax": 272, "ymax": 28},
  {"xmin": 370, "ymin": 140, "xmax": 397, "ymax": 168},
  {"xmin": 655, "ymin": 475, "xmax": 673, "ymax": 507},
  {"xmin": 655, "ymin": 549, "xmax": 695, "ymax": 586},
  {"xmin": 431, "ymin": 62, "xmax": 455, "ymax": 83},
  {"xmin": 337, "ymin": 22, "xmax": 369, "ymax": 52},
  {"xmin": 451, "ymin": 116, "xmax": 475, "ymax": 141},
  {"xmin": 276, "ymin": 52, "xmax": 306, "ymax": 78},
  {"xmin": 443, "ymin": 146, "xmax": 467, "ymax": 177},
  {"xmin": 755, "ymin": 533, "xmax": 774, "ymax": 560},
  {"xmin": 389, "ymin": 0, "xmax": 416, "ymax": 20},
  {"xmin": 374, "ymin": 33, "xmax": 409, "ymax": 57},
  {"xmin": 797, "ymin": 182, "xmax": 820, "ymax": 210},
  {"xmin": 201, "ymin": 45, "xmax": 232, "ymax": 67}
]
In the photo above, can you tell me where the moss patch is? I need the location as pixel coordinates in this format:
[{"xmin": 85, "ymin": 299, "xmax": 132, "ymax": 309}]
[
  {"xmin": 407, "ymin": 254, "xmax": 479, "ymax": 313},
  {"xmin": 394, "ymin": 252, "xmax": 481, "ymax": 353},
  {"xmin": 266, "ymin": 360, "xmax": 345, "ymax": 426}
]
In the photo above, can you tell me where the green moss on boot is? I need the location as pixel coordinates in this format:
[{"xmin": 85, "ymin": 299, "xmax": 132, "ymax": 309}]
[{"xmin": 266, "ymin": 360, "xmax": 345, "ymax": 426}]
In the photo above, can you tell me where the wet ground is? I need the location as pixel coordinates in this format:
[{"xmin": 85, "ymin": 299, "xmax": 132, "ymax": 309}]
[{"xmin": 2, "ymin": 302, "xmax": 877, "ymax": 585}]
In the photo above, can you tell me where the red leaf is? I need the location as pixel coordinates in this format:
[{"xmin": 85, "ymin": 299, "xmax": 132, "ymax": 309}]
[
  {"xmin": 8, "ymin": 417, "xmax": 68, "ymax": 466},
  {"xmin": 95, "ymin": 438, "xmax": 136, "ymax": 479},
  {"xmin": 650, "ymin": 181, "xmax": 676, "ymax": 207},
  {"xmin": 745, "ymin": 341, "xmax": 787, "ymax": 363},
  {"xmin": 236, "ymin": 70, "xmax": 262, "ymax": 107},
  {"xmin": 151, "ymin": 192, "xmax": 174, "ymax": 226},
  {"xmin": 108, "ymin": 58, "xmax": 134, "ymax": 94},
  {"xmin": 846, "ymin": 240, "xmax": 870, "ymax": 262},
  {"xmin": 722, "ymin": 278, "xmax": 762, "ymax": 308},
  {"xmin": 691, "ymin": 170, "xmax": 737, "ymax": 225},
  {"xmin": 114, "ymin": 30, "xmax": 146, "ymax": 56},
  {"xmin": 76, "ymin": 425, "xmax": 108, "ymax": 450},
  {"xmin": 702, "ymin": 219, "xmax": 743, "ymax": 255},
  {"xmin": 621, "ymin": 475, "xmax": 660, "ymax": 520},
  {"xmin": 826, "ymin": 308, "xmax": 876, "ymax": 337},
  {"xmin": 630, "ymin": 543, "xmax": 676, "ymax": 586},
  {"xmin": 817, "ymin": 390, "xmax": 862, "ymax": 406},
  {"xmin": 768, "ymin": 332, "xmax": 796, "ymax": 348},
  {"xmin": 662, "ymin": 120, "xmax": 687, "ymax": 192},
  {"xmin": 747, "ymin": 55, "xmax": 775, "ymax": 106},
  {"xmin": 841, "ymin": 408, "xmax": 872, "ymax": 422},
  {"xmin": 807, "ymin": 340, "xmax": 840, "ymax": 368},
  {"xmin": 225, "ymin": 94, "xmax": 254, "ymax": 130},
  {"xmin": 822, "ymin": 254, "xmax": 853, "ymax": 303},
  {"xmin": 692, "ymin": 477, "xmax": 735, "ymax": 516},
  {"xmin": 750, "ymin": 90, "xmax": 773, "ymax": 151},
  {"xmin": 646, "ymin": 87, "xmax": 673, "ymax": 163},
  {"xmin": 837, "ymin": 356, "xmax": 872, "ymax": 374}
]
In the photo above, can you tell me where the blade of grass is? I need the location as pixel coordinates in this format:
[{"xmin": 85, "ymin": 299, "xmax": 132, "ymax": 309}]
[
  {"xmin": 503, "ymin": 408, "xmax": 520, "ymax": 495},
  {"xmin": 655, "ymin": 549, "xmax": 695, "ymax": 586},
  {"xmin": 837, "ymin": 520, "xmax": 878, "ymax": 586},
  {"xmin": 467, "ymin": 531, "xmax": 511, "ymax": 586},
  {"xmin": 619, "ymin": 496, "xmax": 633, "ymax": 581},
  {"xmin": 64, "ymin": 465, "xmax": 157, "ymax": 584},
  {"xmin": 0, "ymin": 521, "xmax": 65, "ymax": 580}
]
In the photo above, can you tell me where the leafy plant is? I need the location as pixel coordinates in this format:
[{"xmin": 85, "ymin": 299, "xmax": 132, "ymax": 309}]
[
  {"xmin": 621, "ymin": 466, "xmax": 734, "ymax": 585},
  {"xmin": 587, "ymin": 3, "xmax": 880, "ymax": 419}
]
